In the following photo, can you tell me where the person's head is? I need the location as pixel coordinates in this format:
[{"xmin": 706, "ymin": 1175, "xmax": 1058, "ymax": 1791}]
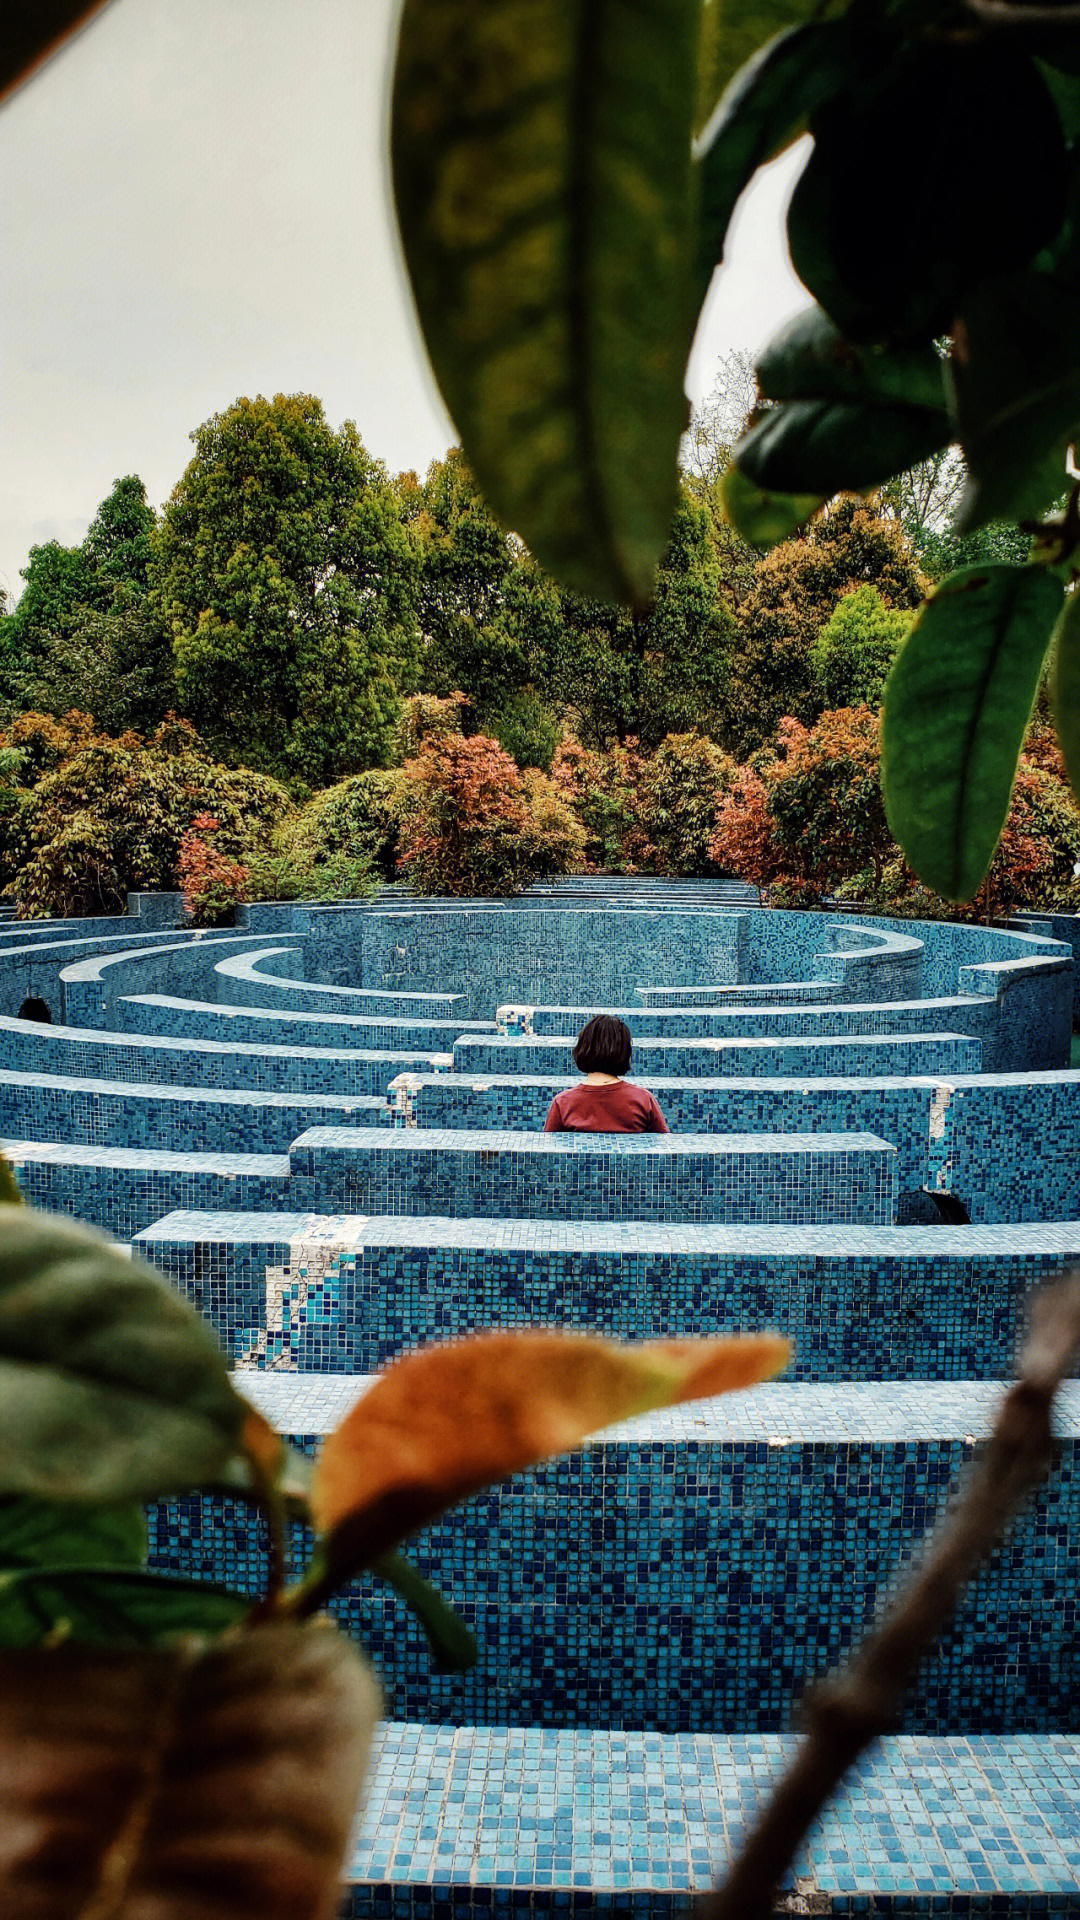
[{"xmin": 573, "ymin": 1014, "xmax": 632, "ymax": 1077}]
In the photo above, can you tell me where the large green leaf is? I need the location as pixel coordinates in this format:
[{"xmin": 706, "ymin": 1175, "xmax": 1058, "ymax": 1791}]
[
  {"xmin": 0, "ymin": 1566, "xmax": 249, "ymax": 1649},
  {"xmin": 0, "ymin": 1494, "xmax": 146, "ymax": 1573},
  {"xmin": 882, "ymin": 563, "xmax": 1063, "ymax": 900},
  {"xmin": 756, "ymin": 307, "xmax": 948, "ymax": 413},
  {"xmin": 954, "ymin": 269, "xmax": 1080, "ymax": 532},
  {"xmin": 392, "ymin": 0, "xmax": 698, "ymax": 608},
  {"xmin": 735, "ymin": 398, "xmax": 948, "ymax": 497},
  {"xmin": 0, "ymin": 1, "xmax": 114, "ymax": 104},
  {"xmin": 0, "ymin": 1622, "xmax": 379, "ymax": 1920},
  {"xmin": 788, "ymin": 42, "xmax": 1068, "ymax": 343},
  {"xmin": 1051, "ymin": 587, "xmax": 1080, "ymax": 801},
  {"xmin": 720, "ymin": 463, "xmax": 824, "ymax": 548},
  {"xmin": 0, "ymin": 1208, "xmax": 246, "ymax": 1502},
  {"xmin": 694, "ymin": 24, "xmax": 851, "ymax": 299}
]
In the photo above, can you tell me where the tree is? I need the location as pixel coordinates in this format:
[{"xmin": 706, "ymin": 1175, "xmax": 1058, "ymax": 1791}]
[
  {"xmin": 537, "ymin": 493, "xmax": 737, "ymax": 748},
  {"xmin": 725, "ymin": 497, "xmax": 924, "ymax": 756},
  {"xmin": 1, "ymin": 477, "xmax": 174, "ymax": 732},
  {"xmin": 811, "ymin": 585, "xmax": 911, "ymax": 709},
  {"xmin": 637, "ymin": 730, "xmax": 734, "ymax": 875},
  {"xmin": 155, "ymin": 395, "xmax": 419, "ymax": 787}
]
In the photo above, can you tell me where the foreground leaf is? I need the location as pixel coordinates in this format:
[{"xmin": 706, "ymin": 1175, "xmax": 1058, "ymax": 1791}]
[
  {"xmin": 882, "ymin": 564, "xmax": 1063, "ymax": 899},
  {"xmin": 695, "ymin": 24, "xmax": 851, "ymax": 299},
  {"xmin": 788, "ymin": 42, "xmax": 1068, "ymax": 343},
  {"xmin": 0, "ymin": 1208, "xmax": 244, "ymax": 1501},
  {"xmin": 1051, "ymin": 587, "xmax": 1080, "ymax": 801},
  {"xmin": 756, "ymin": 307, "xmax": 948, "ymax": 414},
  {"xmin": 374, "ymin": 1550, "xmax": 478, "ymax": 1673},
  {"xmin": 0, "ymin": 1622, "xmax": 379, "ymax": 1920},
  {"xmin": 735, "ymin": 398, "xmax": 948, "ymax": 497},
  {"xmin": 0, "ymin": 1495, "xmax": 146, "ymax": 1574},
  {"xmin": 954, "ymin": 268, "xmax": 1080, "ymax": 532},
  {"xmin": 0, "ymin": 1, "xmax": 114, "ymax": 104},
  {"xmin": 392, "ymin": 0, "xmax": 698, "ymax": 607},
  {"xmin": 0, "ymin": 1567, "xmax": 248, "ymax": 1649},
  {"xmin": 0, "ymin": 1155, "xmax": 21, "ymax": 1207},
  {"xmin": 312, "ymin": 1329, "xmax": 790, "ymax": 1572},
  {"xmin": 720, "ymin": 463, "xmax": 823, "ymax": 547}
]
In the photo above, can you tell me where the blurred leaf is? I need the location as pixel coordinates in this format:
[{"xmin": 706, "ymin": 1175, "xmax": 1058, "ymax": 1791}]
[
  {"xmin": 0, "ymin": 1622, "xmax": 379, "ymax": 1919},
  {"xmin": 0, "ymin": 1566, "xmax": 249, "ymax": 1649},
  {"xmin": 1051, "ymin": 588, "xmax": 1080, "ymax": 800},
  {"xmin": 697, "ymin": 0, "xmax": 823, "ymax": 129},
  {"xmin": 720, "ymin": 463, "xmax": 824, "ymax": 547},
  {"xmin": 882, "ymin": 563, "xmax": 1063, "ymax": 899},
  {"xmin": 735, "ymin": 398, "xmax": 948, "ymax": 497},
  {"xmin": 694, "ymin": 23, "xmax": 850, "ymax": 298},
  {"xmin": 788, "ymin": 42, "xmax": 1068, "ymax": 343},
  {"xmin": 0, "ymin": 1, "xmax": 114, "ymax": 105},
  {"xmin": 0, "ymin": 1156, "xmax": 21, "ymax": 1207},
  {"xmin": 312, "ymin": 1328, "xmax": 790, "ymax": 1575},
  {"xmin": 216, "ymin": 1430, "xmax": 314, "ymax": 1512},
  {"xmin": 756, "ymin": 307, "xmax": 948, "ymax": 414},
  {"xmin": 374, "ymin": 1549, "xmax": 478, "ymax": 1673},
  {"xmin": 954, "ymin": 269, "xmax": 1080, "ymax": 532},
  {"xmin": 0, "ymin": 1208, "xmax": 245, "ymax": 1502},
  {"xmin": 0, "ymin": 1495, "xmax": 146, "ymax": 1573},
  {"xmin": 392, "ymin": 0, "xmax": 698, "ymax": 607}
]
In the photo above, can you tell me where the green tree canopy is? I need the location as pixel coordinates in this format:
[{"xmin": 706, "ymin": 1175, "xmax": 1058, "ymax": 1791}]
[
  {"xmin": 1, "ymin": 477, "xmax": 172, "ymax": 732},
  {"xmin": 725, "ymin": 496, "xmax": 924, "ymax": 756},
  {"xmin": 536, "ymin": 492, "xmax": 736, "ymax": 749},
  {"xmin": 811, "ymin": 584, "xmax": 911, "ymax": 710},
  {"xmin": 155, "ymin": 395, "xmax": 419, "ymax": 786}
]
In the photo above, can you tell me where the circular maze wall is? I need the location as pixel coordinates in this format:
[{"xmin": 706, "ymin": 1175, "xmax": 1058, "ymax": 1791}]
[{"xmin": 3, "ymin": 879, "xmax": 1079, "ymax": 1912}]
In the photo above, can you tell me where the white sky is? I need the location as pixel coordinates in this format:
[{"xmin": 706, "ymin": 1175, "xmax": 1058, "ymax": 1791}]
[{"xmin": 0, "ymin": 0, "xmax": 812, "ymax": 600}]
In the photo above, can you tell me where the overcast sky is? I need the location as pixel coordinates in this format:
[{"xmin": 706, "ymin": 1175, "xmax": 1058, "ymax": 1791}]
[{"xmin": 0, "ymin": 0, "xmax": 811, "ymax": 601}]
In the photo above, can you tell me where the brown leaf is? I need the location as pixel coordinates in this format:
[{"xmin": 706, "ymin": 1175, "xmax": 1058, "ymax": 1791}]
[
  {"xmin": 312, "ymin": 1328, "xmax": 790, "ymax": 1562},
  {"xmin": 0, "ymin": 1621, "xmax": 380, "ymax": 1920}
]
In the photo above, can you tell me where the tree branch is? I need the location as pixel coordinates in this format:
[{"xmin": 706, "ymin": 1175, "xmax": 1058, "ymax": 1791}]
[{"xmin": 703, "ymin": 1270, "xmax": 1080, "ymax": 1920}]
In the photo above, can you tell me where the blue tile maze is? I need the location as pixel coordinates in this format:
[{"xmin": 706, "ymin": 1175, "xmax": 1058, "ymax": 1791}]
[{"xmin": 7, "ymin": 885, "xmax": 1080, "ymax": 1914}]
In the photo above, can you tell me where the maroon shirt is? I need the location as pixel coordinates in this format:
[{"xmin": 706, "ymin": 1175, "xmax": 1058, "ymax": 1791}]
[{"xmin": 543, "ymin": 1080, "xmax": 670, "ymax": 1134}]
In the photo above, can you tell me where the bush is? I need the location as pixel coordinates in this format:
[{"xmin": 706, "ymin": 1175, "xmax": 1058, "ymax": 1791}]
[
  {"xmin": 638, "ymin": 731, "xmax": 734, "ymax": 875},
  {"xmin": 286, "ymin": 769, "xmax": 411, "ymax": 882},
  {"xmin": 486, "ymin": 689, "xmax": 561, "ymax": 771},
  {"xmin": 6, "ymin": 723, "xmax": 294, "ymax": 918},
  {"xmin": 519, "ymin": 769, "xmax": 588, "ymax": 875},
  {"xmin": 710, "ymin": 708, "xmax": 1080, "ymax": 918},
  {"xmin": 549, "ymin": 737, "xmax": 644, "ymax": 871},
  {"xmin": 398, "ymin": 732, "xmax": 584, "ymax": 895},
  {"xmin": 395, "ymin": 691, "xmax": 469, "ymax": 759},
  {"xmin": 177, "ymin": 814, "xmax": 249, "ymax": 926}
]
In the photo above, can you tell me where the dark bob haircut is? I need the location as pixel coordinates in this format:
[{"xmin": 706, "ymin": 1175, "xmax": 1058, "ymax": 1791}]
[{"xmin": 573, "ymin": 1014, "xmax": 632, "ymax": 1077}]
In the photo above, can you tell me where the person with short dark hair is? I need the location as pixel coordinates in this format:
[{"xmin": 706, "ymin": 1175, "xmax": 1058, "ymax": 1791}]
[{"xmin": 543, "ymin": 1015, "xmax": 670, "ymax": 1133}]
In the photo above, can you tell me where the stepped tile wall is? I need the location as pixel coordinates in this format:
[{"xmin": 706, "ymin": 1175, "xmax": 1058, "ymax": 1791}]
[
  {"xmin": 287, "ymin": 1126, "xmax": 898, "ymax": 1226},
  {"xmin": 149, "ymin": 1378, "xmax": 1080, "ymax": 1736},
  {"xmin": 136, "ymin": 1213, "xmax": 1079, "ymax": 1378}
]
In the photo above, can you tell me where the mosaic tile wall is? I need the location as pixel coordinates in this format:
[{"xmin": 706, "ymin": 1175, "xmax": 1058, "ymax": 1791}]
[
  {"xmin": 0, "ymin": 1069, "xmax": 388, "ymax": 1153},
  {"xmin": 146, "ymin": 1381, "xmax": 1080, "ymax": 1737},
  {"xmin": 5, "ymin": 1141, "xmax": 289, "ymax": 1236},
  {"xmin": 338, "ymin": 1725, "xmax": 1080, "ymax": 1916},
  {"xmin": 287, "ymin": 1126, "xmax": 898, "ymax": 1226},
  {"xmin": 0, "ymin": 1012, "xmax": 447, "ymax": 1095},
  {"xmin": 137, "ymin": 1213, "xmax": 1077, "ymax": 1377}
]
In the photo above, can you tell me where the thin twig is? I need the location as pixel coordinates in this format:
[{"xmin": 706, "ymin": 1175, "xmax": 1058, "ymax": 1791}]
[{"xmin": 703, "ymin": 1270, "xmax": 1080, "ymax": 1920}]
